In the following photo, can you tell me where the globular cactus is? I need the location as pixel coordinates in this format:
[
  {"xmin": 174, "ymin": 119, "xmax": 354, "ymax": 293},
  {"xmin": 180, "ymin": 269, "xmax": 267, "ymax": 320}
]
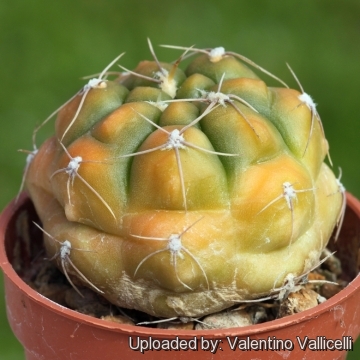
[{"xmin": 24, "ymin": 41, "xmax": 344, "ymax": 319}]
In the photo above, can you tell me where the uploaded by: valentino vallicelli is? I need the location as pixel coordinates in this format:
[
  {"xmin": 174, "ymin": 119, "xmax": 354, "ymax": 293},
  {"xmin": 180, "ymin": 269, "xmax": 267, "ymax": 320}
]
[{"xmin": 128, "ymin": 335, "xmax": 354, "ymax": 354}]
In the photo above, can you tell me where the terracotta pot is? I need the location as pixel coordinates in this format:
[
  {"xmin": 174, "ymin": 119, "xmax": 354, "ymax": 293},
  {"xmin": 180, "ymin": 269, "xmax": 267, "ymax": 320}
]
[{"xmin": 1, "ymin": 193, "xmax": 359, "ymax": 360}]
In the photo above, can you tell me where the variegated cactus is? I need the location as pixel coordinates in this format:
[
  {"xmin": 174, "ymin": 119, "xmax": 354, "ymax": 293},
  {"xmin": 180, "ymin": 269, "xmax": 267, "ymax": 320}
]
[{"xmin": 24, "ymin": 41, "xmax": 344, "ymax": 318}]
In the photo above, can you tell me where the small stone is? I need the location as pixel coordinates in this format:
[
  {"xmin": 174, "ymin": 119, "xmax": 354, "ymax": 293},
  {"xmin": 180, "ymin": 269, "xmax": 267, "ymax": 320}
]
[
  {"xmin": 317, "ymin": 269, "xmax": 337, "ymax": 282},
  {"xmin": 321, "ymin": 249, "xmax": 342, "ymax": 276},
  {"xmin": 157, "ymin": 321, "xmax": 194, "ymax": 330},
  {"xmin": 278, "ymin": 288, "xmax": 318, "ymax": 318},
  {"xmin": 317, "ymin": 294, "xmax": 327, "ymax": 304},
  {"xmin": 320, "ymin": 283, "xmax": 342, "ymax": 299},
  {"xmin": 307, "ymin": 272, "xmax": 326, "ymax": 282},
  {"xmin": 101, "ymin": 315, "xmax": 135, "ymax": 326},
  {"xmin": 249, "ymin": 306, "xmax": 269, "ymax": 324},
  {"xmin": 305, "ymin": 272, "xmax": 327, "ymax": 292},
  {"xmin": 195, "ymin": 309, "xmax": 252, "ymax": 330}
]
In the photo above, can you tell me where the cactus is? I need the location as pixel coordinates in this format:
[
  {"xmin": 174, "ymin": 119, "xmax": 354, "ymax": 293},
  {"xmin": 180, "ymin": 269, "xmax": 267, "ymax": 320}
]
[{"xmin": 23, "ymin": 40, "xmax": 344, "ymax": 319}]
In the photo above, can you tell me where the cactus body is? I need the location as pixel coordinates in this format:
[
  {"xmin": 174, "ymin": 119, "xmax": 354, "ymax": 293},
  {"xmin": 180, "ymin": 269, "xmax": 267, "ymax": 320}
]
[{"xmin": 26, "ymin": 44, "xmax": 343, "ymax": 318}]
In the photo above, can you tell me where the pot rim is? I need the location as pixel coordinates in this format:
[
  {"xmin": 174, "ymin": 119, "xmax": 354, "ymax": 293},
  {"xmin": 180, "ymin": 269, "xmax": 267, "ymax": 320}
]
[{"xmin": 1, "ymin": 192, "xmax": 359, "ymax": 338}]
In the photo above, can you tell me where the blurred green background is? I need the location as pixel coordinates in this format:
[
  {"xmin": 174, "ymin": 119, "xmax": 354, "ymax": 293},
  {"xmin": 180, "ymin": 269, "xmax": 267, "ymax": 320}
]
[{"xmin": 1, "ymin": 1, "xmax": 359, "ymax": 359}]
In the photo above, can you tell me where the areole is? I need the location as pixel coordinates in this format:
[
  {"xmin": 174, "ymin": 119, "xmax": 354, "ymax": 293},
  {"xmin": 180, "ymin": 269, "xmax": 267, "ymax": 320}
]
[{"xmin": 0, "ymin": 192, "xmax": 359, "ymax": 360}]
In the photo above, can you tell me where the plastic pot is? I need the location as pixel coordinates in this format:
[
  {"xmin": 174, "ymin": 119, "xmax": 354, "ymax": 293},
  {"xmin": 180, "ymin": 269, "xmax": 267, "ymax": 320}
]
[{"xmin": 1, "ymin": 192, "xmax": 359, "ymax": 360}]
